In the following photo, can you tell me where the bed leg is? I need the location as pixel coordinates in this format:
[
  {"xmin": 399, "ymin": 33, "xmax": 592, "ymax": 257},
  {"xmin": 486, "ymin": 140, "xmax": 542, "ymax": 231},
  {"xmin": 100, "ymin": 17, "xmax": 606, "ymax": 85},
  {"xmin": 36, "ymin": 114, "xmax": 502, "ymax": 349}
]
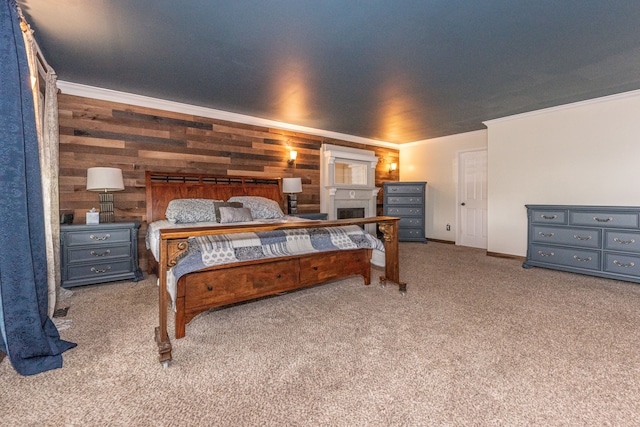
[{"xmin": 155, "ymin": 326, "xmax": 172, "ymax": 366}]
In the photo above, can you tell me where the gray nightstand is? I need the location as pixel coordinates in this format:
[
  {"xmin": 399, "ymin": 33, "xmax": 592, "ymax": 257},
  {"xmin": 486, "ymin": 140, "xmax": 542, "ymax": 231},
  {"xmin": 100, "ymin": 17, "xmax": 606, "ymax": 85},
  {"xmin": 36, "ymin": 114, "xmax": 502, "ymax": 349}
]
[
  {"xmin": 60, "ymin": 222, "xmax": 143, "ymax": 288},
  {"xmin": 291, "ymin": 213, "xmax": 328, "ymax": 220}
]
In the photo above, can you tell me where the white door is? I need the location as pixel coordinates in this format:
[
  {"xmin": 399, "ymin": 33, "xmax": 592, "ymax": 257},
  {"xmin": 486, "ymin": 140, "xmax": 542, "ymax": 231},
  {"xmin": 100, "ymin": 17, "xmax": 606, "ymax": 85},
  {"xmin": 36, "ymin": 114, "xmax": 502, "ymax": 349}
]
[{"xmin": 458, "ymin": 149, "xmax": 488, "ymax": 249}]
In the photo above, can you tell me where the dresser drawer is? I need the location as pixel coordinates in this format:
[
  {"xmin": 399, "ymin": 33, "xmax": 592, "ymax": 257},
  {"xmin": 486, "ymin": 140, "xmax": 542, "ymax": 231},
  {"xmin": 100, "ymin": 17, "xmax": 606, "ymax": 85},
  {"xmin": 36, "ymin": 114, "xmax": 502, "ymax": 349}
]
[
  {"xmin": 386, "ymin": 196, "xmax": 423, "ymax": 205},
  {"xmin": 385, "ymin": 206, "xmax": 423, "ymax": 216},
  {"xmin": 604, "ymin": 230, "xmax": 640, "ymax": 253},
  {"xmin": 67, "ymin": 260, "xmax": 134, "ymax": 281},
  {"xmin": 530, "ymin": 209, "xmax": 567, "ymax": 225},
  {"xmin": 399, "ymin": 217, "xmax": 423, "ymax": 228},
  {"xmin": 603, "ymin": 253, "xmax": 640, "ymax": 277},
  {"xmin": 67, "ymin": 244, "xmax": 131, "ymax": 263},
  {"xmin": 529, "ymin": 244, "xmax": 600, "ymax": 270},
  {"xmin": 531, "ymin": 226, "xmax": 601, "ymax": 248},
  {"xmin": 570, "ymin": 211, "xmax": 639, "ymax": 229},
  {"xmin": 385, "ymin": 185, "xmax": 424, "ymax": 195},
  {"xmin": 65, "ymin": 228, "xmax": 131, "ymax": 246},
  {"xmin": 399, "ymin": 228, "xmax": 425, "ymax": 240}
]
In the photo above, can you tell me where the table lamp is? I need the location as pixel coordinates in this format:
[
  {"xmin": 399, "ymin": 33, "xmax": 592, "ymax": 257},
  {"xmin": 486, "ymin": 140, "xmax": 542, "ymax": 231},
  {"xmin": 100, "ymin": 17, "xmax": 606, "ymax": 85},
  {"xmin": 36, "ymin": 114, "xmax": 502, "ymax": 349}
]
[
  {"xmin": 282, "ymin": 177, "xmax": 302, "ymax": 214},
  {"xmin": 86, "ymin": 167, "xmax": 124, "ymax": 223}
]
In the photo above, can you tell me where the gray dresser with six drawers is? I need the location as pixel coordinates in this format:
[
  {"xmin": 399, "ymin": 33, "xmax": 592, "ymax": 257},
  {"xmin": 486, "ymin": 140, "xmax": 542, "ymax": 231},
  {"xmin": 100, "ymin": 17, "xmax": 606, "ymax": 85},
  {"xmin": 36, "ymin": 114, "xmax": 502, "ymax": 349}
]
[
  {"xmin": 383, "ymin": 182, "xmax": 427, "ymax": 242},
  {"xmin": 523, "ymin": 205, "xmax": 640, "ymax": 284},
  {"xmin": 60, "ymin": 221, "xmax": 143, "ymax": 288}
]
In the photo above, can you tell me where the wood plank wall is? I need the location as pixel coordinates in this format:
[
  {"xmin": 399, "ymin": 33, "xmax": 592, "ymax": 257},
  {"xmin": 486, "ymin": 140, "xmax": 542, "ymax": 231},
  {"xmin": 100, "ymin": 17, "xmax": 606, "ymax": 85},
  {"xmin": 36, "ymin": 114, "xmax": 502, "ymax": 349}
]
[{"xmin": 58, "ymin": 94, "xmax": 400, "ymax": 271}]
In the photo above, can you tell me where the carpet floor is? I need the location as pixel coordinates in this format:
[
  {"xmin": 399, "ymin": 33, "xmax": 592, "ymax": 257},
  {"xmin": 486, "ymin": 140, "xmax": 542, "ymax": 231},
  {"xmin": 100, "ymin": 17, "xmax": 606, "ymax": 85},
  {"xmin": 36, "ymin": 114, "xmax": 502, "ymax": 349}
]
[{"xmin": 2, "ymin": 242, "xmax": 640, "ymax": 426}]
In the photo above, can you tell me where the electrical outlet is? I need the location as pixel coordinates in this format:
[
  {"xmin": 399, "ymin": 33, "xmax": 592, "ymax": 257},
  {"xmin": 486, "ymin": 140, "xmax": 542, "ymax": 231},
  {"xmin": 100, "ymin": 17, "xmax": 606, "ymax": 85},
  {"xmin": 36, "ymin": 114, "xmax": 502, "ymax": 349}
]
[{"xmin": 446, "ymin": 224, "xmax": 451, "ymax": 231}]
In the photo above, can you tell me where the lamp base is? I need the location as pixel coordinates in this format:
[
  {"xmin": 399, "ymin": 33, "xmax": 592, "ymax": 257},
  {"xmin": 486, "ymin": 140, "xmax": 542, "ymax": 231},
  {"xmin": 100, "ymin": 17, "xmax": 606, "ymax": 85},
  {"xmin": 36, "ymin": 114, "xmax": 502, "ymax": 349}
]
[
  {"xmin": 287, "ymin": 194, "xmax": 298, "ymax": 215},
  {"xmin": 98, "ymin": 192, "xmax": 115, "ymax": 223}
]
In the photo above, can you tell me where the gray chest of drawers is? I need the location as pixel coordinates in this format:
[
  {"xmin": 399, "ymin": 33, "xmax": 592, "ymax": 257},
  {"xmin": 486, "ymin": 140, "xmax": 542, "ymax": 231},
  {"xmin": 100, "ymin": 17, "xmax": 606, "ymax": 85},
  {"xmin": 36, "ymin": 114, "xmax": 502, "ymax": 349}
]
[
  {"xmin": 383, "ymin": 182, "xmax": 427, "ymax": 242},
  {"xmin": 60, "ymin": 222, "xmax": 143, "ymax": 288},
  {"xmin": 523, "ymin": 205, "xmax": 640, "ymax": 284}
]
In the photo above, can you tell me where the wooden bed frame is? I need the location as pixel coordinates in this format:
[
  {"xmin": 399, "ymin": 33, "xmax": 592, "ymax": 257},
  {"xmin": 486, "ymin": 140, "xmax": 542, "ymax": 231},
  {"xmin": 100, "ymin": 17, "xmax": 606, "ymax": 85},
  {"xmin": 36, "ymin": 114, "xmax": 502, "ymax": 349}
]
[{"xmin": 145, "ymin": 171, "xmax": 404, "ymax": 365}]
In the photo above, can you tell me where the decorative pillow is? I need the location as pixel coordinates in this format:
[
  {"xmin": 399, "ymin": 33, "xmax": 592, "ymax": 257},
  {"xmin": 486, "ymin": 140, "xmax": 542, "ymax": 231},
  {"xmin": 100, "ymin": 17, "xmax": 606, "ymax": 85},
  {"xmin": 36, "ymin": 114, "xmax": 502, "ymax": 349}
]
[
  {"xmin": 227, "ymin": 196, "xmax": 284, "ymax": 219},
  {"xmin": 218, "ymin": 206, "xmax": 254, "ymax": 223},
  {"xmin": 212, "ymin": 201, "xmax": 243, "ymax": 222},
  {"xmin": 165, "ymin": 199, "xmax": 222, "ymax": 224}
]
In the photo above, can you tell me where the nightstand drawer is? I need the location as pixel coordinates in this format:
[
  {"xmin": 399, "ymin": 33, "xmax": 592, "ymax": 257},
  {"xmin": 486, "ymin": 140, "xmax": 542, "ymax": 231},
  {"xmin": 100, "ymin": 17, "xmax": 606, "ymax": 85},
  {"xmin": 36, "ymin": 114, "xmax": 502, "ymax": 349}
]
[
  {"xmin": 67, "ymin": 244, "xmax": 131, "ymax": 263},
  {"xmin": 65, "ymin": 228, "xmax": 131, "ymax": 246},
  {"xmin": 67, "ymin": 260, "xmax": 134, "ymax": 281}
]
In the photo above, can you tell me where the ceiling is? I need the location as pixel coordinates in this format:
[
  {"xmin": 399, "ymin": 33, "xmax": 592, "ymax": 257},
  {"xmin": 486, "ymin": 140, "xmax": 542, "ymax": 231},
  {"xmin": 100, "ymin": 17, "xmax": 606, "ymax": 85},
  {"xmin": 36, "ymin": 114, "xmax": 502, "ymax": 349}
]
[{"xmin": 17, "ymin": 0, "xmax": 640, "ymax": 144}]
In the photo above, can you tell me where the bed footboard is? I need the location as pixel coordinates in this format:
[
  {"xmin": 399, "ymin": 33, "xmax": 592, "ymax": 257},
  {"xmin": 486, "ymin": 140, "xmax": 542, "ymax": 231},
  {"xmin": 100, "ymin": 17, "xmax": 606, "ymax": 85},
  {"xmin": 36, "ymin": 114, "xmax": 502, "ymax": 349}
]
[
  {"xmin": 155, "ymin": 216, "xmax": 402, "ymax": 366},
  {"xmin": 174, "ymin": 249, "xmax": 371, "ymax": 338}
]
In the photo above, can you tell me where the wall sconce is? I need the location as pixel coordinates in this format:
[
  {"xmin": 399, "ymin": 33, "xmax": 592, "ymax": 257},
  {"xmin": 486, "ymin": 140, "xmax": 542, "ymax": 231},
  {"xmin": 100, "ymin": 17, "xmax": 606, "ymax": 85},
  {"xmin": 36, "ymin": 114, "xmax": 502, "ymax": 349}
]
[
  {"xmin": 86, "ymin": 167, "xmax": 124, "ymax": 223},
  {"xmin": 389, "ymin": 162, "xmax": 397, "ymax": 173},
  {"xmin": 287, "ymin": 150, "xmax": 297, "ymax": 166},
  {"xmin": 282, "ymin": 177, "xmax": 302, "ymax": 214}
]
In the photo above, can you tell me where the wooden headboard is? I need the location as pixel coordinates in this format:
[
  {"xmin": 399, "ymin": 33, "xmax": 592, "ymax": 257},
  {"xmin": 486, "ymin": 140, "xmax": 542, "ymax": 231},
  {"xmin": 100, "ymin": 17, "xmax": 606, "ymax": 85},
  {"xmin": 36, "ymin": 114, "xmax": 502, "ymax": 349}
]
[{"xmin": 145, "ymin": 172, "xmax": 284, "ymax": 223}]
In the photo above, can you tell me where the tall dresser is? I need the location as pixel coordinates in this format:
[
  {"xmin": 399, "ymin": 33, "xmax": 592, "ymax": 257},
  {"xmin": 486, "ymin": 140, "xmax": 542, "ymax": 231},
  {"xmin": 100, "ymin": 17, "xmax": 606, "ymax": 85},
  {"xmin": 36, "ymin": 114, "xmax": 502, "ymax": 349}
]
[
  {"xmin": 383, "ymin": 182, "xmax": 427, "ymax": 242},
  {"xmin": 523, "ymin": 205, "xmax": 640, "ymax": 284},
  {"xmin": 60, "ymin": 221, "xmax": 143, "ymax": 288}
]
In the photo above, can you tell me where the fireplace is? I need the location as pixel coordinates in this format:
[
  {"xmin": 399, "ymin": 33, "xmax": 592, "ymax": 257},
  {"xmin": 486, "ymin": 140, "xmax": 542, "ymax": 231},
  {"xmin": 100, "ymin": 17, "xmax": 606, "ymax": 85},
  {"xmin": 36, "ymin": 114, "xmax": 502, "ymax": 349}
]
[
  {"xmin": 337, "ymin": 207, "xmax": 365, "ymax": 219},
  {"xmin": 320, "ymin": 144, "xmax": 380, "ymax": 234}
]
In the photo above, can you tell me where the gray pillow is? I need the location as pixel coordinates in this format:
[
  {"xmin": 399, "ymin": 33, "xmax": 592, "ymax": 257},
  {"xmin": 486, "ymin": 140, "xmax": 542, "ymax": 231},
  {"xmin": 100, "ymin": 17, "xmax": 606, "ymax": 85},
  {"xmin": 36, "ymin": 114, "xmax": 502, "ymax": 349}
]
[
  {"xmin": 227, "ymin": 196, "xmax": 284, "ymax": 219},
  {"xmin": 165, "ymin": 199, "xmax": 222, "ymax": 224},
  {"xmin": 213, "ymin": 201, "xmax": 243, "ymax": 222},
  {"xmin": 218, "ymin": 206, "xmax": 254, "ymax": 223}
]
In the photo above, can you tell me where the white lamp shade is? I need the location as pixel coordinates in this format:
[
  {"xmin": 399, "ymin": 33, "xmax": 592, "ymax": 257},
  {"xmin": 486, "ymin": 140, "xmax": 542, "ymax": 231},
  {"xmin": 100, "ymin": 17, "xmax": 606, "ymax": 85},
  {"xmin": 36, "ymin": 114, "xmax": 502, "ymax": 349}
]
[
  {"xmin": 282, "ymin": 177, "xmax": 302, "ymax": 193},
  {"xmin": 86, "ymin": 167, "xmax": 124, "ymax": 192}
]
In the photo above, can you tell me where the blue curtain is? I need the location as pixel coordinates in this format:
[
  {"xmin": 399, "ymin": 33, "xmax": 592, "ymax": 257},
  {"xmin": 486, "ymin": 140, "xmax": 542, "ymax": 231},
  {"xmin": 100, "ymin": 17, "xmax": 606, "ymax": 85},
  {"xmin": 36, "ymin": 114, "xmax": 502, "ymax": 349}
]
[{"xmin": 0, "ymin": 0, "xmax": 76, "ymax": 376}]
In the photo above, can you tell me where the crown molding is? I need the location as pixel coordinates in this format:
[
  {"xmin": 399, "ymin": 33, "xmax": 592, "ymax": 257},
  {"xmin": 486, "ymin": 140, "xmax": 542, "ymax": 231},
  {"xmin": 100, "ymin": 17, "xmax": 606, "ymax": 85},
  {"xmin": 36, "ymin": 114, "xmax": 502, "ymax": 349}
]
[
  {"xmin": 56, "ymin": 81, "xmax": 399, "ymax": 149},
  {"xmin": 483, "ymin": 88, "xmax": 640, "ymax": 126},
  {"xmin": 402, "ymin": 129, "xmax": 488, "ymax": 148}
]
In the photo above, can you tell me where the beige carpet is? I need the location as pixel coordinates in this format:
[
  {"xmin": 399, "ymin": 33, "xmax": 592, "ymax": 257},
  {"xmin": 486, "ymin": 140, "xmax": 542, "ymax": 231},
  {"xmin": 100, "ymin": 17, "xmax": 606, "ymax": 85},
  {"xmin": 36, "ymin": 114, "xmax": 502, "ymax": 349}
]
[{"xmin": 2, "ymin": 242, "xmax": 640, "ymax": 426}]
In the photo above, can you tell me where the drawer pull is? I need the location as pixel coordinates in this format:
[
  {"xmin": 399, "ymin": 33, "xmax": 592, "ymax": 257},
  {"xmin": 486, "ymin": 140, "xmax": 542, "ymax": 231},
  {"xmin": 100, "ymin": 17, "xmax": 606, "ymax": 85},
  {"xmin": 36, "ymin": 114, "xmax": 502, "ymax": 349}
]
[
  {"xmin": 207, "ymin": 286, "xmax": 213, "ymax": 291},
  {"xmin": 90, "ymin": 266, "xmax": 111, "ymax": 274},
  {"xmin": 593, "ymin": 217, "xmax": 612, "ymax": 223},
  {"xmin": 538, "ymin": 251, "xmax": 554, "ymax": 257},
  {"xmin": 540, "ymin": 214, "xmax": 557, "ymax": 220},
  {"xmin": 275, "ymin": 273, "xmax": 281, "ymax": 278},
  {"xmin": 573, "ymin": 235, "xmax": 592, "ymax": 241},
  {"xmin": 613, "ymin": 260, "xmax": 635, "ymax": 268},
  {"xmin": 90, "ymin": 249, "xmax": 111, "ymax": 257},
  {"xmin": 573, "ymin": 255, "xmax": 592, "ymax": 262},
  {"xmin": 90, "ymin": 233, "xmax": 111, "ymax": 241},
  {"xmin": 313, "ymin": 266, "xmax": 318, "ymax": 270},
  {"xmin": 538, "ymin": 232, "xmax": 554, "ymax": 238},
  {"xmin": 613, "ymin": 237, "xmax": 635, "ymax": 245}
]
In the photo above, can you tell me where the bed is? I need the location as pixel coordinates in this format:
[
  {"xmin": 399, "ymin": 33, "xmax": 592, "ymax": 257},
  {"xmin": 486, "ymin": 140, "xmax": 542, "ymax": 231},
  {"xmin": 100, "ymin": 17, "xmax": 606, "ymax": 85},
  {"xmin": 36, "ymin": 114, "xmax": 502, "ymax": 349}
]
[{"xmin": 145, "ymin": 171, "xmax": 405, "ymax": 365}]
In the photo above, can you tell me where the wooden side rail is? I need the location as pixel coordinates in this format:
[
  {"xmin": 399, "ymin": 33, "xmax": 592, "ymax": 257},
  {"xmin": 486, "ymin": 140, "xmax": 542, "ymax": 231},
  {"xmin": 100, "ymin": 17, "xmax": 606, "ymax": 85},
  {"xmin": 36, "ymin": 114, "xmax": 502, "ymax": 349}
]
[{"xmin": 155, "ymin": 216, "xmax": 403, "ymax": 366}]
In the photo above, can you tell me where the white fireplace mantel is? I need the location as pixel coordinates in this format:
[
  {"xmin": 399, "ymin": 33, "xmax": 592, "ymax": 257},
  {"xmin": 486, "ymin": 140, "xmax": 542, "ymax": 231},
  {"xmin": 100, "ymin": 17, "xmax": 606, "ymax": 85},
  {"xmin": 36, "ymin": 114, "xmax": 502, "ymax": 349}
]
[{"xmin": 320, "ymin": 144, "xmax": 380, "ymax": 233}]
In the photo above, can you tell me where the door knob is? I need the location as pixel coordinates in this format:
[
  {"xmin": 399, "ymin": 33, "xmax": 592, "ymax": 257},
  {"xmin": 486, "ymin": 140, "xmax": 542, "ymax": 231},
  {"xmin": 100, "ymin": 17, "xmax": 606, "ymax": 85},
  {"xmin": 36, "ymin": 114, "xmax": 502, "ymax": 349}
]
[{"xmin": 461, "ymin": 202, "xmax": 466, "ymax": 206}]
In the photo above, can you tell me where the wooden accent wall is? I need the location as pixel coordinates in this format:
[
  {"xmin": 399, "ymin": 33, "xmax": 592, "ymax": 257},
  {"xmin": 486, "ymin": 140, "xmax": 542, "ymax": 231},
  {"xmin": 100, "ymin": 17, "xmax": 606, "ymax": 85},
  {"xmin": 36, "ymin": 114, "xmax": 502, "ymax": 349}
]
[{"xmin": 58, "ymin": 94, "xmax": 399, "ymax": 270}]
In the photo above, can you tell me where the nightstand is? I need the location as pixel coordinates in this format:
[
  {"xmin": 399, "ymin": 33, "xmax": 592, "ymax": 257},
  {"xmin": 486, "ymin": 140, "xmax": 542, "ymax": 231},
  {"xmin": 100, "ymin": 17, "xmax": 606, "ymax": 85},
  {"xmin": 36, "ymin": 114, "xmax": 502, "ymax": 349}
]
[
  {"xmin": 60, "ymin": 222, "xmax": 143, "ymax": 288},
  {"xmin": 291, "ymin": 213, "xmax": 328, "ymax": 220}
]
